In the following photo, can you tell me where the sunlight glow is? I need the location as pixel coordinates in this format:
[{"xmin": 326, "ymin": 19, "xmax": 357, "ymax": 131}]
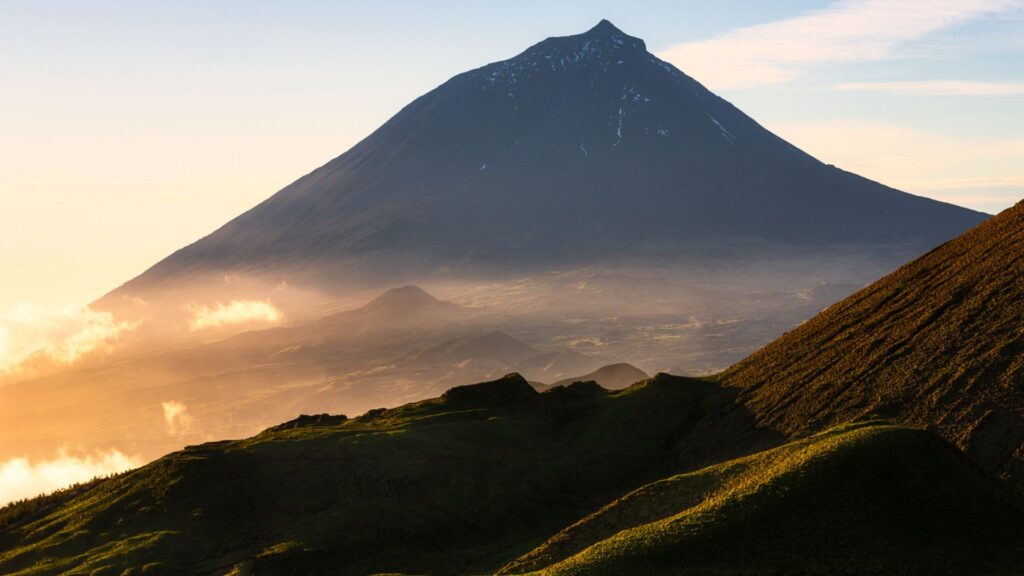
[
  {"xmin": 186, "ymin": 300, "xmax": 283, "ymax": 331},
  {"xmin": 0, "ymin": 449, "xmax": 141, "ymax": 506}
]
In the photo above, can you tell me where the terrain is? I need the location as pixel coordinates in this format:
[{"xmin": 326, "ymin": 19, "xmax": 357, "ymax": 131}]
[
  {"xmin": 0, "ymin": 271, "xmax": 874, "ymax": 466},
  {"xmin": 4, "ymin": 201, "xmax": 1024, "ymax": 573},
  {"xmin": 2, "ymin": 19, "xmax": 1018, "ymax": 575},
  {"xmin": 2, "ymin": 376, "xmax": 1020, "ymax": 575}
]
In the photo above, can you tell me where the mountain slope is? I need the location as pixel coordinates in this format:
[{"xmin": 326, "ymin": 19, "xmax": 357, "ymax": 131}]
[
  {"xmin": 723, "ymin": 200, "xmax": 1024, "ymax": 492},
  {"xmin": 502, "ymin": 421, "xmax": 1023, "ymax": 575},
  {"xmin": 105, "ymin": 19, "xmax": 985, "ymax": 302}
]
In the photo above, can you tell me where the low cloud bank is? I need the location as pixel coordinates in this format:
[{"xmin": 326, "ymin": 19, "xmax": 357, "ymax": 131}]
[
  {"xmin": 187, "ymin": 300, "xmax": 283, "ymax": 331},
  {"xmin": 0, "ymin": 304, "xmax": 137, "ymax": 374},
  {"xmin": 0, "ymin": 449, "xmax": 141, "ymax": 506}
]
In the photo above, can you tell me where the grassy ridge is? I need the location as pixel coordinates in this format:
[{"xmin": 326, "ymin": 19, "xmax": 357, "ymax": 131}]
[
  {"xmin": 2, "ymin": 379, "xmax": 1021, "ymax": 574},
  {"xmin": 723, "ymin": 200, "xmax": 1024, "ymax": 493},
  {"xmin": 0, "ymin": 374, "xmax": 755, "ymax": 575},
  {"xmin": 507, "ymin": 421, "xmax": 1023, "ymax": 575}
]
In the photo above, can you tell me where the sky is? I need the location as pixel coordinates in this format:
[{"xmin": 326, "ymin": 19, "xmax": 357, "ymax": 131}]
[{"xmin": 1, "ymin": 0, "xmax": 1023, "ymax": 315}]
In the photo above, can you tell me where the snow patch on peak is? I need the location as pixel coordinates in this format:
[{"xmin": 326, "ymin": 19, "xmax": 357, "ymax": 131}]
[{"xmin": 707, "ymin": 114, "xmax": 736, "ymax": 146}]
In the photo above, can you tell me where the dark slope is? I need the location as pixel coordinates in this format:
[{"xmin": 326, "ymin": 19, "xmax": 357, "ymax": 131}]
[
  {"xmin": 107, "ymin": 20, "xmax": 985, "ymax": 299},
  {"xmin": 502, "ymin": 421, "xmax": 1024, "ymax": 576},
  {"xmin": 0, "ymin": 374, "xmax": 768, "ymax": 575},
  {"xmin": 723, "ymin": 200, "xmax": 1024, "ymax": 492},
  {"xmin": 4, "ymin": 399, "xmax": 1020, "ymax": 575}
]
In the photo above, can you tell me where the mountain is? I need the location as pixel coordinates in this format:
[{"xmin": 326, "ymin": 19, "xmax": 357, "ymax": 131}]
[
  {"xmin": 2, "ymin": 379, "xmax": 1019, "ymax": 575},
  {"xmin": 102, "ymin": 19, "xmax": 985, "ymax": 306},
  {"xmin": 552, "ymin": 362, "xmax": 649, "ymax": 389},
  {"xmin": 723, "ymin": 200, "xmax": 1024, "ymax": 493}
]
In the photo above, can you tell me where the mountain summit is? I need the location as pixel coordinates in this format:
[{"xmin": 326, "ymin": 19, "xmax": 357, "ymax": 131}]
[{"xmin": 105, "ymin": 20, "xmax": 985, "ymax": 303}]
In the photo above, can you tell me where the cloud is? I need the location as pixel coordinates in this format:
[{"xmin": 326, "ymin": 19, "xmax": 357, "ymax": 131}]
[
  {"xmin": 0, "ymin": 448, "xmax": 141, "ymax": 506},
  {"xmin": 658, "ymin": 0, "xmax": 1023, "ymax": 90},
  {"xmin": 771, "ymin": 119, "xmax": 1024, "ymax": 212},
  {"xmin": 833, "ymin": 80, "xmax": 1024, "ymax": 96},
  {"xmin": 0, "ymin": 305, "xmax": 137, "ymax": 374},
  {"xmin": 186, "ymin": 300, "xmax": 283, "ymax": 331},
  {"xmin": 161, "ymin": 400, "xmax": 195, "ymax": 437}
]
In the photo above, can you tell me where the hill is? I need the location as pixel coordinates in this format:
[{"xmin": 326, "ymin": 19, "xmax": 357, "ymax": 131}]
[
  {"xmin": 552, "ymin": 363, "xmax": 648, "ymax": 390},
  {"xmin": 2, "ymin": 383, "xmax": 1019, "ymax": 575},
  {"xmin": 501, "ymin": 421, "xmax": 1023, "ymax": 575},
  {"xmin": 102, "ymin": 19, "xmax": 985, "ymax": 307},
  {"xmin": 407, "ymin": 330, "xmax": 538, "ymax": 366},
  {"xmin": 723, "ymin": 200, "xmax": 1024, "ymax": 492},
  {"xmin": 0, "ymin": 374, "xmax": 765, "ymax": 575}
]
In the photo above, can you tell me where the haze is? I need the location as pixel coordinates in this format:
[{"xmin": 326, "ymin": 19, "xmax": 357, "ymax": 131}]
[{"xmin": 1, "ymin": 1, "xmax": 1022, "ymax": 507}]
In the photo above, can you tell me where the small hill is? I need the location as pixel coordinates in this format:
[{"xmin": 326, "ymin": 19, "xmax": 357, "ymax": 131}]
[
  {"xmin": 502, "ymin": 421, "xmax": 1023, "ymax": 575},
  {"xmin": 511, "ymin": 350, "xmax": 604, "ymax": 383},
  {"xmin": 722, "ymin": 200, "xmax": 1024, "ymax": 492},
  {"xmin": 408, "ymin": 330, "xmax": 538, "ymax": 366},
  {"xmin": 312, "ymin": 285, "xmax": 466, "ymax": 336},
  {"xmin": 553, "ymin": 363, "xmax": 649, "ymax": 390},
  {"xmin": 361, "ymin": 285, "xmax": 461, "ymax": 318}
]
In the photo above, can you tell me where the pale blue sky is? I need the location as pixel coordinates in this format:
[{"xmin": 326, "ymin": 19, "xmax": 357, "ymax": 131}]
[{"xmin": 1, "ymin": 0, "xmax": 1023, "ymax": 312}]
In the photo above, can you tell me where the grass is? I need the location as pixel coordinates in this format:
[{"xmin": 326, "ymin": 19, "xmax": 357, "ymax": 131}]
[
  {"xmin": 2, "ymin": 374, "xmax": 1022, "ymax": 574},
  {"xmin": 506, "ymin": 421, "xmax": 1024, "ymax": 576},
  {"xmin": 0, "ymin": 373, "xmax": 748, "ymax": 575}
]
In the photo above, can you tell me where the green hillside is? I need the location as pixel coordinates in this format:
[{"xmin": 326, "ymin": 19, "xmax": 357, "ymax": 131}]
[
  {"xmin": 0, "ymin": 374, "xmax": 762, "ymax": 575},
  {"xmin": 2, "ymin": 376, "xmax": 1021, "ymax": 575},
  {"xmin": 503, "ymin": 421, "xmax": 1024, "ymax": 575}
]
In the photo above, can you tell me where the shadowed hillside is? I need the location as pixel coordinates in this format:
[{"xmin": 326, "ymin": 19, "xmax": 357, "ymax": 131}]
[
  {"xmin": 2, "ymin": 387, "xmax": 1019, "ymax": 575},
  {"xmin": 0, "ymin": 374, "xmax": 769, "ymax": 575},
  {"xmin": 501, "ymin": 421, "xmax": 1023, "ymax": 575},
  {"xmin": 723, "ymin": 200, "xmax": 1024, "ymax": 492}
]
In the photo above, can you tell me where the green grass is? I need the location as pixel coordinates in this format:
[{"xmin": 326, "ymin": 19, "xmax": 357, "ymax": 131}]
[
  {"xmin": 1, "ymin": 376, "xmax": 1021, "ymax": 575},
  {"xmin": 505, "ymin": 421, "xmax": 1023, "ymax": 576},
  {"xmin": 0, "ymin": 374, "xmax": 743, "ymax": 575}
]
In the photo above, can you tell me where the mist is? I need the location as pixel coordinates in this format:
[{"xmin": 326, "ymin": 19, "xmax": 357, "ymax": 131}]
[{"xmin": 0, "ymin": 448, "xmax": 140, "ymax": 506}]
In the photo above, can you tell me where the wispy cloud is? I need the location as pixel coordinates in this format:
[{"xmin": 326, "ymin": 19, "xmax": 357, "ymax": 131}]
[
  {"xmin": 0, "ymin": 305, "xmax": 137, "ymax": 374},
  {"xmin": 658, "ymin": 0, "xmax": 1023, "ymax": 89},
  {"xmin": 0, "ymin": 448, "xmax": 141, "ymax": 506},
  {"xmin": 161, "ymin": 400, "xmax": 195, "ymax": 437},
  {"xmin": 186, "ymin": 300, "xmax": 283, "ymax": 331},
  {"xmin": 833, "ymin": 80, "xmax": 1024, "ymax": 95}
]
